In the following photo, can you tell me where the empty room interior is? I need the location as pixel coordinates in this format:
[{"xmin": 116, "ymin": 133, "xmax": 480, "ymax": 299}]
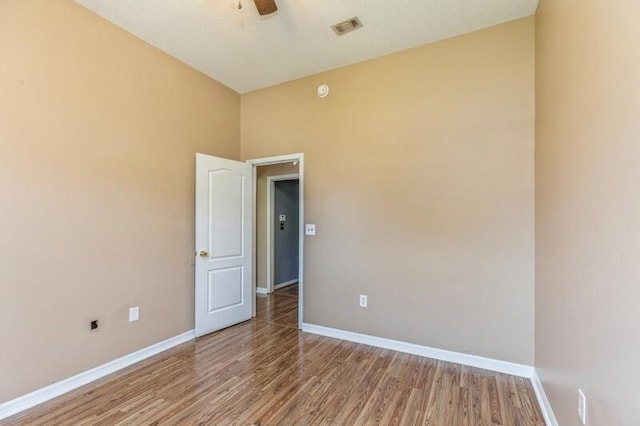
[{"xmin": 1, "ymin": 1, "xmax": 638, "ymax": 425}]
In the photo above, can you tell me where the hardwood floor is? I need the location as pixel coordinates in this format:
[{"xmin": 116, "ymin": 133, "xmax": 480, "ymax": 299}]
[
  {"xmin": 3, "ymin": 288, "xmax": 544, "ymax": 425},
  {"xmin": 255, "ymin": 283, "xmax": 298, "ymax": 329}
]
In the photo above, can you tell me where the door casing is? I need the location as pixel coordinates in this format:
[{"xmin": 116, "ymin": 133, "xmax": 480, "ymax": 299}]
[
  {"xmin": 267, "ymin": 173, "xmax": 300, "ymax": 293},
  {"xmin": 247, "ymin": 153, "xmax": 305, "ymax": 328}
]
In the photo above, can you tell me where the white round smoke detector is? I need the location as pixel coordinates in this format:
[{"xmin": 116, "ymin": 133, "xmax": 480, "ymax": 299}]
[{"xmin": 317, "ymin": 84, "xmax": 329, "ymax": 98}]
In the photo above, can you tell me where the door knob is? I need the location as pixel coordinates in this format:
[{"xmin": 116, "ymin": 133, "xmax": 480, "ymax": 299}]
[{"xmin": 199, "ymin": 250, "xmax": 209, "ymax": 257}]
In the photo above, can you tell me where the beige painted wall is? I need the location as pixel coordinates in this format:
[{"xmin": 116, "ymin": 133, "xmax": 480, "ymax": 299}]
[
  {"xmin": 0, "ymin": 1, "xmax": 239, "ymax": 402},
  {"xmin": 256, "ymin": 163, "xmax": 299, "ymax": 290},
  {"xmin": 241, "ymin": 18, "xmax": 535, "ymax": 364},
  {"xmin": 535, "ymin": 1, "xmax": 640, "ymax": 424}
]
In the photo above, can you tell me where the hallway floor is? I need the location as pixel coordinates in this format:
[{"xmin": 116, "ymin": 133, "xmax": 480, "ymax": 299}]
[{"xmin": 255, "ymin": 283, "xmax": 298, "ymax": 329}]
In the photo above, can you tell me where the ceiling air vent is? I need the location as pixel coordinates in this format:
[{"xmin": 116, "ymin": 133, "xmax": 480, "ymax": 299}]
[{"xmin": 331, "ymin": 16, "xmax": 363, "ymax": 36}]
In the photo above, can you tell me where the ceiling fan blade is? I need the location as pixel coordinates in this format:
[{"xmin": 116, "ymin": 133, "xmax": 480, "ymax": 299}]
[{"xmin": 254, "ymin": 0, "xmax": 278, "ymax": 16}]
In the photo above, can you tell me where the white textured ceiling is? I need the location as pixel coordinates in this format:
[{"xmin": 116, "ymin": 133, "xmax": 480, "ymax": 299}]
[{"xmin": 75, "ymin": 0, "xmax": 538, "ymax": 93}]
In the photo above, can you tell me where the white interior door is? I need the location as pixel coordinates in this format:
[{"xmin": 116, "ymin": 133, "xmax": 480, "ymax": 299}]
[{"xmin": 195, "ymin": 153, "xmax": 253, "ymax": 337}]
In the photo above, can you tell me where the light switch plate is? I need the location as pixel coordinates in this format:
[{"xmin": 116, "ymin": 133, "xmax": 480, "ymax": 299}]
[{"xmin": 305, "ymin": 224, "xmax": 316, "ymax": 235}]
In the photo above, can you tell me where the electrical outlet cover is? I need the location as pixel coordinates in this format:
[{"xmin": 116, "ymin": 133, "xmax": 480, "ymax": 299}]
[
  {"xmin": 359, "ymin": 294, "xmax": 368, "ymax": 307},
  {"xmin": 129, "ymin": 306, "xmax": 140, "ymax": 322}
]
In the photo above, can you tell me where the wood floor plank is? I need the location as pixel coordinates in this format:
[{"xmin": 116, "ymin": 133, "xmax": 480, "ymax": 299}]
[
  {"xmin": 408, "ymin": 357, "xmax": 438, "ymax": 425},
  {"xmin": 487, "ymin": 375, "xmax": 504, "ymax": 425},
  {"xmin": 469, "ymin": 368, "xmax": 485, "ymax": 425},
  {"xmin": 496, "ymin": 374, "xmax": 518, "ymax": 426},
  {"xmin": 384, "ymin": 354, "xmax": 423, "ymax": 426},
  {"xmin": 516, "ymin": 376, "xmax": 546, "ymax": 425},
  {"xmin": 3, "ymin": 289, "xmax": 545, "ymax": 425}
]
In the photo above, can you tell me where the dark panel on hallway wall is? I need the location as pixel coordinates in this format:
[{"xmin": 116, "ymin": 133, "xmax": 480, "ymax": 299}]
[{"xmin": 274, "ymin": 180, "xmax": 299, "ymax": 285}]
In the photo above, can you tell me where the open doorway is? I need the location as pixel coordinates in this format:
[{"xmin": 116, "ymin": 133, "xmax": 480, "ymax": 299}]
[
  {"xmin": 268, "ymin": 176, "xmax": 300, "ymax": 292},
  {"xmin": 248, "ymin": 154, "xmax": 304, "ymax": 329}
]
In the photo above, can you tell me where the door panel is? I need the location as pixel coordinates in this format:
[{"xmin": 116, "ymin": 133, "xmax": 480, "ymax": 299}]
[
  {"xmin": 195, "ymin": 153, "xmax": 252, "ymax": 337},
  {"xmin": 208, "ymin": 267, "xmax": 243, "ymax": 311},
  {"xmin": 209, "ymin": 169, "xmax": 243, "ymax": 258}
]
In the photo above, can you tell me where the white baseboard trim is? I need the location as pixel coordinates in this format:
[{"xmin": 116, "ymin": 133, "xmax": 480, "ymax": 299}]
[
  {"xmin": 274, "ymin": 279, "xmax": 298, "ymax": 290},
  {"xmin": 256, "ymin": 287, "xmax": 269, "ymax": 294},
  {"xmin": 1, "ymin": 324, "xmax": 553, "ymax": 424},
  {"xmin": 0, "ymin": 329, "xmax": 195, "ymax": 421},
  {"xmin": 531, "ymin": 370, "xmax": 558, "ymax": 426},
  {"xmin": 301, "ymin": 323, "xmax": 534, "ymax": 378}
]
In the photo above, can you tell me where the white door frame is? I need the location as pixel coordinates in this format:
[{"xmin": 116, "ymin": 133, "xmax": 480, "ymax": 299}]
[
  {"xmin": 267, "ymin": 173, "xmax": 300, "ymax": 293},
  {"xmin": 247, "ymin": 153, "xmax": 304, "ymax": 329}
]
